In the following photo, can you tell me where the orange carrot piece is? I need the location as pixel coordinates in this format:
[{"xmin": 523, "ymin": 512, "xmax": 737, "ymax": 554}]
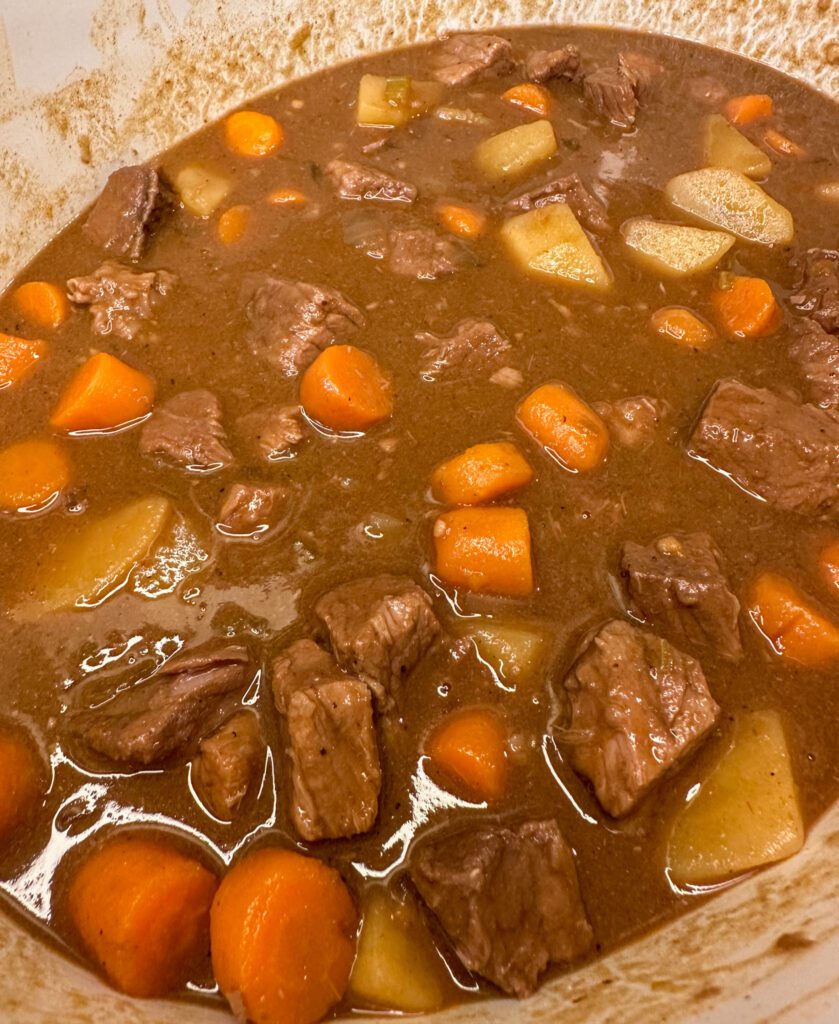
[
  {"xmin": 427, "ymin": 708, "xmax": 508, "ymax": 802},
  {"xmin": 0, "ymin": 333, "xmax": 47, "ymax": 390},
  {"xmin": 0, "ymin": 439, "xmax": 70, "ymax": 511},
  {"xmin": 431, "ymin": 441, "xmax": 533, "ymax": 505},
  {"xmin": 433, "ymin": 507, "xmax": 533, "ymax": 596},
  {"xmin": 517, "ymin": 382, "xmax": 609, "ymax": 473},
  {"xmin": 748, "ymin": 571, "xmax": 839, "ymax": 666},
  {"xmin": 217, "ymin": 204, "xmax": 251, "ymax": 244},
  {"xmin": 711, "ymin": 275, "xmax": 782, "ymax": 338},
  {"xmin": 211, "ymin": 847, "xmax": 357, "ymax": 1024},
  {"xmin": 267, "ymin": 187, "xmax": 308, "ymax": 206},
  {"xmin": 649, "ymin": 307, "xmax": 715, "ymax": 351},
  {"xmin": 68, "ymin": 835, "xmax": 218, "ymax": 998},
  {"xmin": 0, "ymin": 731, "xmax": 42, "ymax": 842},
  {"xmin": 300, "ymin": 345, "xmax": 392, "ymax": 432},
  {"xmin": 502, "ymin": 83, "xmax": 552, "ymax": 118},
  {"xmin": 763, "ymin": 128, "xmax": 806, "ymax": 158},
  {"xmin": 50, "ymin": 353, "xmax": 155, "ymax": 432},
  {"xmin": 818, "ymin": 539, "xmax": 839, "ymax": 597},
  {"xmin": 224, "ymin": 111, "xmax": 284, "ymax": 157},
  {"xmin": 725, "ymin": 93, "xmax": 773, "ymax": 125},
  {"xmin": 13, "ymin": 281, "xmax": 68, "ymax": 329},
  {"xmin": 437, "ymin": 203, "xmax": 487, "ymax": 239}
]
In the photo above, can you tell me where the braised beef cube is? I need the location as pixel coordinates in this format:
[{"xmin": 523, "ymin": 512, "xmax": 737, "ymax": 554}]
[
  {"xmin": 217, "ymin": 482, "xmax": 291, "ymax": 537},
  {"xmin": 593, "ymin": 395, "xmax": 670, "ymax": 448},
  {"xmin": 790, "ymin": 249, "xmax": 839, "ymax": 334},
  {"xmin": 237, "ymin": 405, "xmax": 307, "ymax": 461},
  {"xmin": 417, "ymin": 319, "xmax": 511, "ymax": 381},
  {"xmin": 621, "ymin": 533, "xmax": 742, "ymax": 660},
  {"xmin": 71, "ymin": 642, "xmax": 251, "ymax": 766},
  {"xmin": 524, "ymin": 44, "xmax": 580, "ymax": 83},
  {"xmin": 192, "ymin": 711, "xmax": 263, "ymax": 820},
  {"xmin": 314, "ymin": 575, "xmax": 440, "ymax": 703},
  {"xmin": 243, "ymin": 275, "xmax": 364, "ymax": 376},
  {"xmin": 271, "ymin": 639, "xmax": 381, "ymax": 841},
  {"xmin": 410, "ymin": 819, "xmax": 593, "ymax": 998},
  {"xmin": 430, "ymin": 33, "xmax": 514, "ymax": 86},
  {"xmin": 504, "ymin": 171, "xmax": 609, "ymax": 233},
  {"xmin": 559, "ymin": 620, "xmax": 719, "ymax": 816},
  {"xmin": 326, "ymin": 159, "xmax": 417, "ymax": 203},
  {"xmin": 83, "ymin": 165, "xmax": 162, "ymax": 260},
  {"xmin": 618, "ymin": 52, "xmax": 663, "ymax": 98},
  {"xmin": 140, "ymin": 389, "xmax": 232, "ymax": 471},
  {"xmin": 789, "ymin": 318, "xmax": 839, "ymax": 409},
  {"xmin": 386, "ymin": 224, "xmax": 466, "ymax": 279},
  {"xmin": 583, "ymin": 53, "xmax": 654, "ymax": 127},
  {"xmin": 67, "ymin": 261, "xmax": 175, "ymax": 340},
  {"xmin": 688, "ymin": 378, "xmax": 839, "ymax": 517}
]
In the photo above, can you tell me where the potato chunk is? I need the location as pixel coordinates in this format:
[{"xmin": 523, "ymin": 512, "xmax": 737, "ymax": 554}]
[
  {"xmin": 704, "ymin": 114, "xmax": 771, "ymax": 179},
  {"xmin": 621, "ymin": 218, "xmax": 735, "ymax": 277},
  {"xmin": 356, "ymin": 75, "xmax": 444, "ymax": 127},
  {"xmin": 132, "ymin": 515, "xmax": 209, "ymax": 599},
  {"xmin": 350, "ymin": 888, "xmax": 446, "ymax": 1012},
  {"xmin": 664, "ymin": 168, "xmax": 794, "ymax": 246},
  {"xmin": 667, "ymin": 710, "xmax": 804, "ymax": 886},
  {"xmin": 174, "ymin": 165, "xmax": 233, "ymax": 217},
  {"xmin": 501, "ymin": 204, "xmax": 611, "ymax": 289},
  {"xmin": 474, "ymin": 120, "xmax": 557, "ymax": 181},
  {"xmin": 465, "ymin": 621, "xmax": 549, "ymax": 688}
]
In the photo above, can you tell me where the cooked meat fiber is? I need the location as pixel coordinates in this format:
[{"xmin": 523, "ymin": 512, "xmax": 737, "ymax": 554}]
[
  {"xmin": 559, "ymin": 620, "xmax": 719, "ymax": 817},
  {"xmin": 688, "ymin": 378, "xmax": 839, "ymax": 517},
  {"xmin": 504, "ymin": 171, "xmax": 609, "ymax": 233},
  {"xmin": 140, "ymin": 389, "xmax": 232, "ymax": 471},
  {"xmin": 83, "ymin": 165, "xmax": 161, "ymax": 260},
  {"xmin": 71, "ymin": 643, "xmax": 251, "ymax": 766},
  {"xmin": 431, "ymin": 34, "xmax": 514, "ymax": 86},
  {"xmin": 237, "ymin": 405, "xmax": 307, "ymax": 462},
  {"xmin": 191, "ymin": 711, "xmax": 263, "ymax": 820},
  {"xmin": 593, "ymin": 395, "xmax": 670, "ymax": 448},
  {"xmin": 243, "ymin": 275, "xmax": 364, "ymax": 376},
  {"xmin": 583, "ymin": 53, "xmax": 658, "ymax": 127},
  {"xmin": 326, "ymin": 160, "xmax": 417, "ymax": 203},
  {"xmin": 410, "ymin": 820, "xmax": 593, "ymax": 997},
  {"xmin": 417, "ymin": 319, "xmax": 511, "ymax": 380},
  {"xmin": 67, "ymin": 261, "xmax": 175, "ymax": 340},
  {"xmin": 621, "ymin": 533, "xmax": 743, "ymax": 660},
  {"xmin": 217, "ymin": 482, "xmax": 291, "ymax": 537},
  {"xmin": 272, "ymin": 639, "xmax": 381, "ymax": 841},
  {"xmin": 525, "ymin": 44, "xmax": 581, "ymax": 83},
  {"xmin": 788, "ymin": 318, "xmax": 839, "ymax": 409},
  {"xmin": 790, "ymin": 249, "xmax": 839, "ymax": 334},
  {"xmin": 314, "ymin": 575, "xmax": 440, "ymax": 703},
  {"xmin": 386, "ymin": 224, "xmax": 467, "ymax": 279}
]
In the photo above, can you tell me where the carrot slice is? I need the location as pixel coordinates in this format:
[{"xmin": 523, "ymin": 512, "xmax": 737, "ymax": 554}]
[
  {"xmin": 68, "ymin": 834, "xmax": 218, "ymax": 997},
  {"xmin": 711, "ymin": 275, "xmax": 782, "ymax": 338},
  {"xmin": 211, "ymin": 847, "xmax": 357, "ymax": 1024},
  {"xmin": 763, "ymin": 128, "xmax": 806, "ymax": 158},
  {"xmin": 433, "ymin": 507, "xmax": 533, "ymax": 596},
  {"xmin": 0, "ymin": 333, "xmax": 47, "ymax": 390},
  {"xmin": 0, "ymin": 439, "xmax": 70, "ymax": 511},
  {"xmin": 427, "ymin": 708, "xmax": 508, "ymax": 802},
  {"xmin": 748, "ymin": 571, "xmax": 839, "ymax": 666},
  {"xmin": 225, "ymin": 111, "xmax": 284, "ymax": 157},
  {"xmin": 649, "ymin": 307, "xmax": 715, "ymax": 350},
  {"xmin": 725, "ymin": 93, "xmax": 773, "ymax": 125},
  {"xmin": 431, "ymin": 441, "xmax": 533, "ymax": 505},
  {"xmin": 300, "ymin": 345, "xmax": 392, "ymax": 431},
  {"xmin": 502, "ymin": 83, "xmax": 552, "ymax": 118},
  {"xmin": 818, "ymin": 539, "xmax": 839, "ymax": 597},
  {"xmin": 0, "ymin": 731, "xmax": 42, "ymax": 842},
  {"xmin": 517, "ymin": 382, "xmax": 609, "ymax": 472},
  {"xmin": 50, "ymin": 353, "xmax": 155, "ymax": 432},
  {"xmin": 267, "ymin": 187, "xmax": 308, "ymax": 206},
  {"xmin": 437, "ymin": 203, "xmax": 487, "ymax": 239},
  {"xmin": 217, "ymin": 204, "xmax": 251, "ymax": 244},
  {"xmin": 13, "ymin": 281, "xmax": 68, "ymax": 329}
]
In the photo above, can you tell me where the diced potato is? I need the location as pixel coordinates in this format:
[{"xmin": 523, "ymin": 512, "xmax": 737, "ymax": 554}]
[
  {"xmin": 667, "ymin": 710, "xmax": 804, "ymax": 886},
  {"xmin": 466, "ymin": 621, "xmax": 549, "ymax": 688},
  {"xmin": 350, "ymin": 888, "xmax": 446, "ymax": 1013},
  {"xmin": 500, "ymin": 204, "xmax": 612, "ymax": 290},
  {"xmin": 621, "ymin": 218, "xmax": 735, "ymax": 277},
  {"xmin": 664, "ymin": 167, "xmax": 794, "ymax": 246},
  {"xmin": 356, "ymin": 74, "xmax": 444, "ymax": 127},
  {"xmin": 474, "ymin": 120, "xmax": 557, "ymax": 181},
  {"xmin": 703, "ymin": 114, "xmax": 771, "ymax": 179},
  {"xmin": 816, "ymin": 181, "xmax": 839, "ymax": 204},
  {"xmin": 174, "ymin": 165, "xmax": 233, "ymax": 217},
  {"xmin": 132, "ymin": 515, "xmax": 209, "ymax": 598}
]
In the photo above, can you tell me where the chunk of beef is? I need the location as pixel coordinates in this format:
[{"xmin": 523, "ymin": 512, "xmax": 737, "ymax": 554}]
[
  {"xmin": 524, "ymin": 44, "xmax": 581, "ymax": 83},
  {"xmin": 67, "ymin": 261, "xmax": 175, "ymax": 341},
  {"xmin": 789, "ymin": 318, "xmax": 839, "ymax": 409},
  {"xmin": 243, "ymin": 276, "xmax": 364, "ymax": 376},
  {"xmin": 386, "ymin": 224, "xmax": 467, "ymax": 279},
  {"xmin": 618, "ymin": 52, "xmax": 663, "ymax": 98},
  {"xmin": 583, "ymin": 52, "xmax": 658, "ymax": 128},
  {"xmin": 271, "ymin": 639, "xmax": 381, "ymax": 841},
  {"xmin": 237, "ymin": 405, "xmax": 307, "ymax": 462},
  {"xmin": 83, "ymin": 165, "xmax": 162, "ymax": 260},
  {"xmin": 790, "ymin": 249, "xmax": 839, "ymax": 335},
  {"xmin": 192, "ymin": 711, "xmax": 263, "ymax": 820},
  {"xmin": 430, "ymin": 34, "xmax": 514, "ymax": 87},
  {"xmin": 504, "ymin": 171, "xmax": 609, "ymax": 233},
  {"xmin": 417, "ymin": 319, "xmax": 511, "ymax": 381},
  {"xmin": 217, "ymin": 482, "xmax": 291, "ymax": 537},
  {"xmin": 688, "ymin": 378, "xmax": 839, "ymax": 517},
  {"xmin": 71, "ymin": 642, "xmax": 251, "ymax": 766},
  {"xmin": 314, "ymin": 575, "xmax": 440, "ymax": 703},
  {"xmin": 592, "ymin": 395, "xmax": 670, "ymax": 448},
  {"xmin": 326, "ymin": 159, "xmax": 417, "ymax": 203},
  {"xmin": 621, "ymin": 533, "xmax": 742, "ymax": 660},
  {"xmin": 410, "ymin": 820, "xmax": 593, "ymax": 997},
  {"xmin": 559, "ymin": 620, "xmax": 719, "ymax": 816},
  {"xmin": 140, "ymin": 389, "xmax": 232, "ymax": 471}
]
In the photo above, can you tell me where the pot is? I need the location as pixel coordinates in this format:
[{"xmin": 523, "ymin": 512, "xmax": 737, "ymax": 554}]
[{"xmin": 0, "ymin": 2, "xmax": 837, "ymax": 1021}]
